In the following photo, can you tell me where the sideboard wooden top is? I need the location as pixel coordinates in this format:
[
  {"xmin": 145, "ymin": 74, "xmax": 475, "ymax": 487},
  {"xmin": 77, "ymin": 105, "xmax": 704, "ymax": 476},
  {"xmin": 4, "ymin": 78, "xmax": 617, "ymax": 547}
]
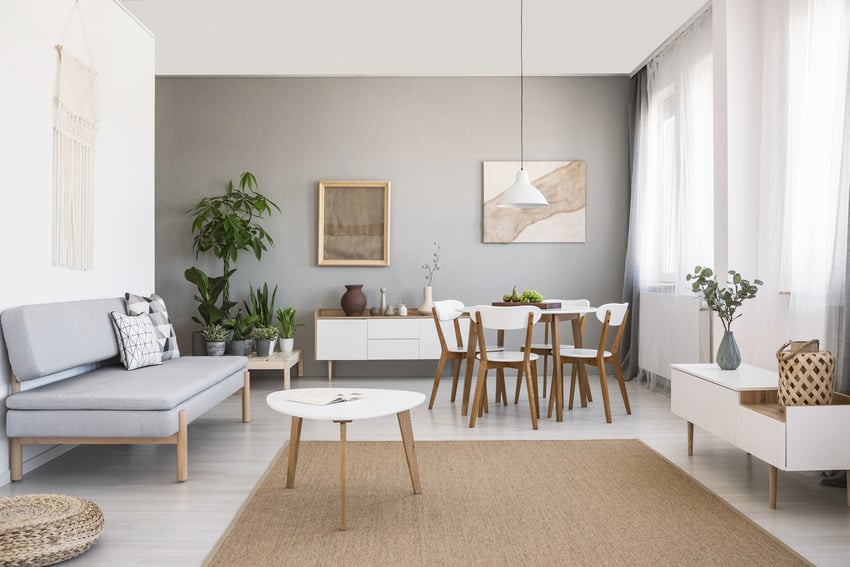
[{"xmin": 315, "ymin": 308, "xmax": 431, "ymax": 319}]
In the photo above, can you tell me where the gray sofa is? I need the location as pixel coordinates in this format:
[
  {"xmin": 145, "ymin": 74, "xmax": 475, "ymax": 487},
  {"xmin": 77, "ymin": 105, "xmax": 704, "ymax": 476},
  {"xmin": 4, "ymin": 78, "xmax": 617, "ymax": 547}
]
[{"xmin": 1, "ymin": 297, "xmax": 249, "ymax": 482}]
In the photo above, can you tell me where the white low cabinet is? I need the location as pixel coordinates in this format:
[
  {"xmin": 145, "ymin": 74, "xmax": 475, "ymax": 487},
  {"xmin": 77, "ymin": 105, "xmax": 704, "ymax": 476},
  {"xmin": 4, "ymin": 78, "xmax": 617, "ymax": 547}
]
[
  {"xmin": 315, "ymin": 309, "xmax": 469, "ymax": 378},
  {"xmin": 671, "ymin": 363, "xmax": 850, "ymax": 509}
]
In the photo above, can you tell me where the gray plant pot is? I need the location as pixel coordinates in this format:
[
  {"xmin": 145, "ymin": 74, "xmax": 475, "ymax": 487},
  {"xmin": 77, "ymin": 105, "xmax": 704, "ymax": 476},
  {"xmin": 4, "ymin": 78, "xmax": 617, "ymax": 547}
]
[
  {"xmin": 206, "ymin": 341, "xmax": 226, "ymax": 356},
  {"xmin": 254, "ymin": 338, "xmax": 275, "ymax": 357},
  {"xmin": 230, "ymin": 339, "xmax": 252, "ymax": 356}
]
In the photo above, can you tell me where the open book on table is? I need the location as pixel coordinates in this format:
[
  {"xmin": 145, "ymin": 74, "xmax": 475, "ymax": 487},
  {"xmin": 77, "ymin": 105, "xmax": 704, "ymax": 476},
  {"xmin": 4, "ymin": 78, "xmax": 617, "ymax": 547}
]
[{"xmin": 288, "ymin": 390, "xmax": 367, "ymax": 406}]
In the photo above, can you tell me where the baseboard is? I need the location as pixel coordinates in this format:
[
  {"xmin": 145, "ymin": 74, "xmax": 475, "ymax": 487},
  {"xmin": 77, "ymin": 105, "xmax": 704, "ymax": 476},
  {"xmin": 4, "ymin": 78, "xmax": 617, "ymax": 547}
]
[{"xmin": 0, "ymin": 443, "xmax": 78, "ymax": 487}]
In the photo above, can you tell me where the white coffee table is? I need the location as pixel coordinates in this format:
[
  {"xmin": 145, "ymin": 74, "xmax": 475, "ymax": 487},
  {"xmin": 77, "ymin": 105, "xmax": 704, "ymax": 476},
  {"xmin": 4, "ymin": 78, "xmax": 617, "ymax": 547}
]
[{"xmin": 266, "ymin": 388, "xmax": 425, "ymax": 530}]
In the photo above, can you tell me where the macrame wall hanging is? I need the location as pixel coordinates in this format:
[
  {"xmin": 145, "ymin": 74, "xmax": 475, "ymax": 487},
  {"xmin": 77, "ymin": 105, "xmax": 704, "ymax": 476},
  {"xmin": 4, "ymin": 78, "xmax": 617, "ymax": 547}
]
[{"xmin": 53, "ymin": 1, "xmax": 101, "ymax": 270}]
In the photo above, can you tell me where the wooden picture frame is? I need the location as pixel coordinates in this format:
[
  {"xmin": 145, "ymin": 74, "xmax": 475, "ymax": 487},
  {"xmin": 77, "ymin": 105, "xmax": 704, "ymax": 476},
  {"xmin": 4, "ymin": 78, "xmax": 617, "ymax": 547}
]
[{"xmin": 318, "ymin": 180, "xmax": 391, "ymax": 266}]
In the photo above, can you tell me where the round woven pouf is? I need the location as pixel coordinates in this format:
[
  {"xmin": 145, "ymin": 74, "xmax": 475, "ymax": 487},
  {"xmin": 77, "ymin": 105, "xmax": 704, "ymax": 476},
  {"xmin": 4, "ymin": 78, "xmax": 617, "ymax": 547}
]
[{"xmin": 0, "ymin": 494, "xmax": 104, "ymax": 567}]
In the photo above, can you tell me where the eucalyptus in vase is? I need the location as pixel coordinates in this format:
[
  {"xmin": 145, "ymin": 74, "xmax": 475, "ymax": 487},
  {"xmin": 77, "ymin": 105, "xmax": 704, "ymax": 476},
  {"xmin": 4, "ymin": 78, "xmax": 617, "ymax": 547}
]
[
  {"xmin": 419, "ymin": 241, "xmax": 441, "ymax": 314},
  {"xmin": 686, "ymin": 266, "xmax": 763, "ymax": 370}
]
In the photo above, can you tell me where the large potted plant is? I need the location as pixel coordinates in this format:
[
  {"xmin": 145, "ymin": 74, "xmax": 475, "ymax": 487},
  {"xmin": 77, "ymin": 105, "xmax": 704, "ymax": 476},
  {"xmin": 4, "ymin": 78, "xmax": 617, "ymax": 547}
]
[
  {"xmin": 185, "ymin": 171, "xmax": 280, "ymax": 325},
  {"xmin": 185, "ymin": 267, "xmax": 237, "ymax": 355},
  {"xmin": 686, "ymin": 266, "xmax": 763, "ymax": 370},
  {"xmin": 276, "ymin": 306, "xmax": 303, "ymax": 353}
]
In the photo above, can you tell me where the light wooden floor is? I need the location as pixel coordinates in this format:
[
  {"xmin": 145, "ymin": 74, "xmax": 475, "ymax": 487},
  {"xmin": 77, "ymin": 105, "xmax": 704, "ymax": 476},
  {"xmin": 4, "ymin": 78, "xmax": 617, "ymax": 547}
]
[{"xmin": 3, "ymin": 372, "xmax": 849, "ymax": 566}]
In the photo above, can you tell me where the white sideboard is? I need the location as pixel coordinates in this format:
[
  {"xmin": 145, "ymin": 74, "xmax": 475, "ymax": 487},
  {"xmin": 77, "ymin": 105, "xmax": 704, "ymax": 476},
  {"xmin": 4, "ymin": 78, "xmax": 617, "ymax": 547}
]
[
  {"xmin": 314, "ymin": 309, "xmax": 469, "ymax": 379},
  {"xmin": 671, "ymin": 363, "xmax": 850, "ymax": 508}
]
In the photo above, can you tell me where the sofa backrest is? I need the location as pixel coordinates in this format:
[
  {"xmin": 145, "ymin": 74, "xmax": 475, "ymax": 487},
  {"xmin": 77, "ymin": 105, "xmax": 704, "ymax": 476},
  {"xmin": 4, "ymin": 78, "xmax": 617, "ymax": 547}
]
[{"xmin": 1, "ymin": 298, "xmax": 124, "ymax": 382}]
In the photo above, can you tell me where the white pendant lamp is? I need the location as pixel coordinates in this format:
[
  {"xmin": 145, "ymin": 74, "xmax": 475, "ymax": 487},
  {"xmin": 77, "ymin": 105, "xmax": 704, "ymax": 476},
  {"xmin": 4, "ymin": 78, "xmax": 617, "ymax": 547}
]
[{"xmin": 497, "ymin": 0, "xmax": 548, "ymax": 209}]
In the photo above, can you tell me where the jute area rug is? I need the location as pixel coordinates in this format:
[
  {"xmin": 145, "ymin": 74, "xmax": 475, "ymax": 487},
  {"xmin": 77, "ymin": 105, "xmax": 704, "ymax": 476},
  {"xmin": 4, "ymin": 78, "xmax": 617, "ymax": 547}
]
[{"xmin": 204, "ymin": 440, "xmax": 809, "ymax": 566}]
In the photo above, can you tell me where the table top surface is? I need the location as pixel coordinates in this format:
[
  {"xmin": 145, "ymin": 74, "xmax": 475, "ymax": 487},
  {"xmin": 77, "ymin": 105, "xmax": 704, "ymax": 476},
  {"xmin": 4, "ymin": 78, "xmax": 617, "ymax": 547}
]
[
  {"xmin": 671, "ymin": 363, "xmax": 779, "ymax": 391},
  {"xmin": 266, "ymin": 388, "xmax": 425, "ymax": 420},
  {"xmin": 463, "ymin": 305, "xmax": 597, "ymax": 316}
]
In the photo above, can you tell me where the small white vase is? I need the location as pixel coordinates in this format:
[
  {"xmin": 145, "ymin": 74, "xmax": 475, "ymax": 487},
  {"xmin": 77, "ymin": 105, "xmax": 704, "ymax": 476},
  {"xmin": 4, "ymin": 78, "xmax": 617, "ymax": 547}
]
[
  {"xmin": 418, "ymin": 286, "xmax": 433, "ymax": 314},
  {"xmin": 279, "ymin": 337, "xmax": 294, "ymax": 352}
]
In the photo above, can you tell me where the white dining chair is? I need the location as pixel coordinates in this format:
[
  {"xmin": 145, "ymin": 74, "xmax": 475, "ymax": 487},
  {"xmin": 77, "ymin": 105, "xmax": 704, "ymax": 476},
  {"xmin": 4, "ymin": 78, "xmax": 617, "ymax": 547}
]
[
  {"xmin": 427, "ymin": 300, "xmax": 467, "ymax": 409},
  {"xmin": 524, "ymin": 299, "xmax": 591, "ymax": 401},
  {"xmin": 468, "ymin": 305, "xmax": 542, "ymax": 429},
  {"xmin": 558, "ymin": 302, "xmax": 631, "ymax": 424}
]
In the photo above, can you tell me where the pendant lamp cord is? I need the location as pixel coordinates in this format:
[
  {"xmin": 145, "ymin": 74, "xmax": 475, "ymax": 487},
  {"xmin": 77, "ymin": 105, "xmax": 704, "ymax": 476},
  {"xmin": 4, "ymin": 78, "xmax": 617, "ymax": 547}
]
[{"xmin": 520, "ymin": 0, "xmax": 525, "ymax": 170}]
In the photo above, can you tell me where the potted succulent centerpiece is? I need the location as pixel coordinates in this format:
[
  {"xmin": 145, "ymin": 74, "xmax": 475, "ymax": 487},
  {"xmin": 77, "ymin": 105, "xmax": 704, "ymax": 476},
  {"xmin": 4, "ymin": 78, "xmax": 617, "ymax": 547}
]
[
  {"xmin": 252, "ymin": 325, "xmax": 278, "ymax": 357},
  {"xmin": 276, "ymin": 306, "xmax": 303, "ymax": 353},
  {"xmin": 686, "ymin": 266, "xmax": 763, "ymax": 370},
  {"xmin": 202, "ymin": 323, "xmax": 228, "ymax": 356},
  {"xmin": 224, "ymin": 310, "xmax": 259, "ymax": 356}
]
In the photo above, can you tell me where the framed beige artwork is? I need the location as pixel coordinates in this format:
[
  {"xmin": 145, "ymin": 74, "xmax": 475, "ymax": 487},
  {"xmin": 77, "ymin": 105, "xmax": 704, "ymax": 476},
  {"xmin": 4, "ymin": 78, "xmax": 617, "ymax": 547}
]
[
  {"xmin": 482, "ymin": 161, "xmax": 586, "ymax": 243},
  {"xmin": 318, "ymin": 180, "xmax": 391, "ymax": 266}
]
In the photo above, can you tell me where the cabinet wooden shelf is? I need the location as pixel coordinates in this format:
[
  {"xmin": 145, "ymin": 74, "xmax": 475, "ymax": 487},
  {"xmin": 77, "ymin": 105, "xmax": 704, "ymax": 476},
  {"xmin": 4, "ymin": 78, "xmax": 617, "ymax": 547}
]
[
  {"xmin": 671, "ymin": 363, "xmax": 850, "ymax": 509},
  {"xmin": 314, "ymin": 309, "xmax": 469, "ymax": 379}
]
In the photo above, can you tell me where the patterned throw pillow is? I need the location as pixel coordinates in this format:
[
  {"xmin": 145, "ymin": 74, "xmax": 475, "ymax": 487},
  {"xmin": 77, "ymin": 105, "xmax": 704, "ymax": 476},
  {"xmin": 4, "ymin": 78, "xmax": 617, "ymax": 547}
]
[
  {"xmin": 110, "ymin": 312, "xmax": 163, "ymax": 370},
  {"xmin": 125, "ymin": 293, "xmax": 181, "ymax": 360}
]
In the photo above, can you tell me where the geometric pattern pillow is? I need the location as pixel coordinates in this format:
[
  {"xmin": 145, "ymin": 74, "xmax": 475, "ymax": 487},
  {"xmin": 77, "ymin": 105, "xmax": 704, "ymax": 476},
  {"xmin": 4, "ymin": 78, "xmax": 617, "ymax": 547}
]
[
  {"xmin": 125, "ymin": 292, "xmax": 180, "ymax": 361},
  {"xmin": 109, "ymin": 311, "xmax": 163, "ymax": 370}
]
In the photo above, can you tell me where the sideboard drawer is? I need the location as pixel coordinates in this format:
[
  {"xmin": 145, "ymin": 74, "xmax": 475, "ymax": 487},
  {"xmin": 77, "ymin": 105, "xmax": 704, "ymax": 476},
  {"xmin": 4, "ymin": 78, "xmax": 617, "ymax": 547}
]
[
  {"xmin": 367, "ymin": 319, "xmax": 419, "ymax": 339},
  {"xmin": 368, "ymin": 339, "xmax": 420, "ymax": 359}
]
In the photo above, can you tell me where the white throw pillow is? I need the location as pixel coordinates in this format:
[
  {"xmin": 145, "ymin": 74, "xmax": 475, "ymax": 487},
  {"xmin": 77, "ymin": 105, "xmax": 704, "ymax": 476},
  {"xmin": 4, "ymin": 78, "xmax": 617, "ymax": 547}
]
[{"xmin": 110, "ymin": 311, "xmax": 163, "ymax": 370}]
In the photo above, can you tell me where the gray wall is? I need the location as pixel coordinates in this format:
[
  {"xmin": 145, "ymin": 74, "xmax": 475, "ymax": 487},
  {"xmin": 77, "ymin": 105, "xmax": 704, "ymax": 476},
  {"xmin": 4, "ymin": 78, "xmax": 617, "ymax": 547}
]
[{"xmin": 154, "ymin": 76, "xmax": 630, "ymax": 376}]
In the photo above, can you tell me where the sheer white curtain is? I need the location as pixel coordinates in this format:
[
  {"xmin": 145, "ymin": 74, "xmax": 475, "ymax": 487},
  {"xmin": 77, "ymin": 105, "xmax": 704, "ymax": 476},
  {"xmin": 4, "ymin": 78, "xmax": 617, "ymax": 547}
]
[
  {"xmin": 624, "ymin": 10, "xmax": 713, "ymax": 387},
  {"xmin": 759, "ymin": 0, "xmax": 850, "ymax": 368},
  {"xmin": 636, "ymin": 12, "xmax": 713, "ymax": 293}
]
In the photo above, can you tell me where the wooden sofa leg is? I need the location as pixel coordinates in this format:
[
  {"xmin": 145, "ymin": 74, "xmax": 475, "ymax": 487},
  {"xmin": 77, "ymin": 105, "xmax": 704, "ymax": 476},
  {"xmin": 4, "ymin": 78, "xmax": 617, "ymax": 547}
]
[
  {"xmin": 176, "ymin": 410, "xmax": 188, "ymax": 482},
  {"xmin": 242, "ymin": 370, "xmax": 251, "ymax": 423},
  {"xmin": 10, "ymin": 438, "xmax": 23, "ymax": 481}
]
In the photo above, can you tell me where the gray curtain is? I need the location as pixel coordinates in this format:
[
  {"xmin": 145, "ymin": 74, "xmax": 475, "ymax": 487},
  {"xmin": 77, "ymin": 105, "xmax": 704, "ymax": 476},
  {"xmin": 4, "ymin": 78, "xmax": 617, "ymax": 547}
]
[{"xmin": 620, "ymin": 68, "xmax": 648, "ymax": 381}]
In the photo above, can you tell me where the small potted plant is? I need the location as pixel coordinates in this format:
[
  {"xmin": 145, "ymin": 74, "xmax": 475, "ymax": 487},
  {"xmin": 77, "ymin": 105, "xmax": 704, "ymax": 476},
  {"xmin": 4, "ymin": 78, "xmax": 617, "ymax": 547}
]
[
  {"xmin": 202, "ymin": 323, "xmax": 228, "ymax": 356},
  {"xmin": 276, "ymin": 306, "xmax": 303, "ymax": 353},
  {"xmin": 185, "ymin": 267, "xmax": 237, "ymax": 355},
  {"xmin": 252, "ymin": 325, "xmax": 278, "ymax": 357},
  {"xmin": 224, "ymin": 310, "xmax": 259, "ymax": 356},
  {"xmin": 686, "ymin": 266, "xmax": 763, "ymax": 370}
]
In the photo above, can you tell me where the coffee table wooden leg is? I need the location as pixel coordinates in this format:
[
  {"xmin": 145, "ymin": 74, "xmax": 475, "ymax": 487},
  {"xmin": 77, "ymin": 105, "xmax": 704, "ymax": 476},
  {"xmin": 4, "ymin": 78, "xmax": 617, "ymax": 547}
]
[
  {"xmin": 286, "ymin": 416, "xmax": 303, "ymax": 489},
  {"xmin": 298, "ymin": 355, "xmax": 304, "ymax": 378},
  {"xmin": 397, "ymin": 410, "xmax": 422, "ymax": 494},
  {"xmin": 242, "ymin": 370, "xmax": 251, "ymax": 423},
  {"xmin": 284, "ymin": 366, "xmax": 291, "ymax": 390},
  {"xmin": 328, "ymin": 361, "xmax": 333, "ymax": 381},
  {"xmin": 337, "ymin": 420, "xmax": 351, "ymax": 530}
]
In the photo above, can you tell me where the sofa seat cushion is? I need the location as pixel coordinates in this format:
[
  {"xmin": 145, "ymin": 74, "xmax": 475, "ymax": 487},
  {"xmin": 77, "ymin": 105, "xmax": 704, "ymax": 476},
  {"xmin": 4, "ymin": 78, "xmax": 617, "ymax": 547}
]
[{"xmin": 6, "ymin": 357, "xmax": 246, "ymax": 412}]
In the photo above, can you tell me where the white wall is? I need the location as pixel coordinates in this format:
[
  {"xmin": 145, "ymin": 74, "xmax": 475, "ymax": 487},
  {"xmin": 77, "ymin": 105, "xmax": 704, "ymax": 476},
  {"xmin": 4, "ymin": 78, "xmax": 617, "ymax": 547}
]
[{"xmin": 0, "ymin": 0, "xmax": 155, "ymax": 485}]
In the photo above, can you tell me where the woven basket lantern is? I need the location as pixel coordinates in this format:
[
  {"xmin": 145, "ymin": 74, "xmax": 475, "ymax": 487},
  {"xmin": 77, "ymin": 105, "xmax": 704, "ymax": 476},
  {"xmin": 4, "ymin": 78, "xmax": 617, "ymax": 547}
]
[{"xmin": 777, "ymin": 340, "xmax": 835, "ymax": 408}]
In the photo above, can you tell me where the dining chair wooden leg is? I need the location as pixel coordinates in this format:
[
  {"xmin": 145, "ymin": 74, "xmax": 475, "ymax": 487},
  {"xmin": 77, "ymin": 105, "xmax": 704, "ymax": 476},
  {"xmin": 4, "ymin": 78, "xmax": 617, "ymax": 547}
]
[
  {"xmin": 530, "ymin": 360, "xmax": 540, "ymax": 418},
  {"xmin": 613, "ymin": 358, "xmax": 632, "ymax": 415},
  {"xmin": 496, "ymin": 369, "xmax": 508, "ymax": 406},
  {"xmin": 542, "ymin": 354, "xmax": 549, "ymax": 398},
  {"xmin": 428, "ymin": 354, "xmax": 448, "ymax": 409},
  {"xmin": 522, "ymin": 362, "xmax": 538, "ymax": 430},
  {"xmin": 547, "ymin": 361, "xmax": 562, "ymax": 419},
  {"xmin": 450, "ymin": 356, "xmax": 462, "ymax": 403},
  {"xmin": 514, "ymin": 368, "xmax": 523, "ymax": 404},
  {"xmin": 470, "ymin": 364, "xmax": 488, "ymax": 428},
  {"xmin": 568, "ymin": 363, "xmax": 577, "ymax": 411},
  {"xmin": 598, "ymin": 357, "xmax": 613, "ymax": 423}
]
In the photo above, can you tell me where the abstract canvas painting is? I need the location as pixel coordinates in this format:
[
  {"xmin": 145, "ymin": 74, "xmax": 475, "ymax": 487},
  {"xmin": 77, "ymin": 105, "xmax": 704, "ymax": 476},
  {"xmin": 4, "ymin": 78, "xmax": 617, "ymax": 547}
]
[{"xmin": 482, "ymin": 161, "xmax": 586, "ymax": 243}]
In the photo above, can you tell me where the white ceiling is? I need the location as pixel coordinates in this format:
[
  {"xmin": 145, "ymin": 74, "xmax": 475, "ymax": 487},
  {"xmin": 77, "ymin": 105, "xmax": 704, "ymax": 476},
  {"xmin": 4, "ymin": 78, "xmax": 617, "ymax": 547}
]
[{"xmin": 121, "ymin": 0, "xmax": 709, "ymax": 77}]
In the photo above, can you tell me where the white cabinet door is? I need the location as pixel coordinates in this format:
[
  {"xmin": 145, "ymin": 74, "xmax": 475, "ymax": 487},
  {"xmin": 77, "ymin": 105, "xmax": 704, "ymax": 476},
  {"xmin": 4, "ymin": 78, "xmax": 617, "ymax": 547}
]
[{"xmin": 315, "ymin": 320, "xmax": 367, "ymax": 360}]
